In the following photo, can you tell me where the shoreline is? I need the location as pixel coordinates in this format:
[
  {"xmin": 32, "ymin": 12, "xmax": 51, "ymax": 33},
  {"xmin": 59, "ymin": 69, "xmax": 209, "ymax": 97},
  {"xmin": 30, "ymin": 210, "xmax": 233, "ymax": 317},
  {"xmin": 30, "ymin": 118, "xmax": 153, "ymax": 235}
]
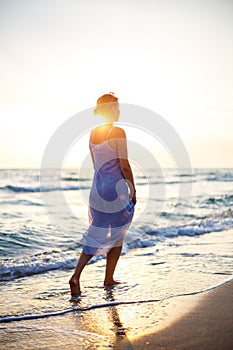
[
  {"xmin": 0, "ymin": 277, "xmax": 232, "ymax": 349},
  {"xmin": 1, "ymin": 227, "xmax": 232, "ymax": 349},
  {"xmin": 117, "ymin": 279, "xmax": 233, "ymax": 350}
]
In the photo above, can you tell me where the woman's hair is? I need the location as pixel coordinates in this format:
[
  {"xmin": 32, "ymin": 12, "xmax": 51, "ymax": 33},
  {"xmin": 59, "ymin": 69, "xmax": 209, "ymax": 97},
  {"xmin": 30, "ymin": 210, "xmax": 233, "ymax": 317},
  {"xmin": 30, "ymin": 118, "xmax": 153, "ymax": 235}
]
[{"xmin": 94, "ymin": 92, "xmax": 118, "ymax": 116}]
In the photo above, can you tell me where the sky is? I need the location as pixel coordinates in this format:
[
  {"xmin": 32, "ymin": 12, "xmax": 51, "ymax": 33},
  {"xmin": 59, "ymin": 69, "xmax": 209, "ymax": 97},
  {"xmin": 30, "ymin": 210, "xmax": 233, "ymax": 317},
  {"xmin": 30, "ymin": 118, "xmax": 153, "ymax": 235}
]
[{"xmin": 0, "ymin": 0, "xmax": 233, "ymax": 169}]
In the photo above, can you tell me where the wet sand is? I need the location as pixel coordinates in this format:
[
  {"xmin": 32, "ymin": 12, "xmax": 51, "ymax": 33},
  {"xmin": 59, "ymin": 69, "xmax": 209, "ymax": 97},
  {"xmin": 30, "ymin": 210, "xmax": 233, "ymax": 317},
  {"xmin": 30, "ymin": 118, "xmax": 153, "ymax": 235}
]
[
  {"xmin": 2, "ymin": 280, "xmax": 232, "ymax": 349},
  {"xmin": 1, "ymin": 234, "xmax": 232, "ymax": 350},
  {"xmin": 117, "ymin": 280, "xmax": 233, "ymax": 350}
]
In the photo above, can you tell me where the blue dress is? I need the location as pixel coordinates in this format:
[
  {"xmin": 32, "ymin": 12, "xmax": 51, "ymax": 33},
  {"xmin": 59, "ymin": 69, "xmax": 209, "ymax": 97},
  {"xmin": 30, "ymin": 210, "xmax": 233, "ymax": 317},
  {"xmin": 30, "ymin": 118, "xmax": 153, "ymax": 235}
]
[{"xmin": 82, "ymin": 128, "xmax": 134, "ymax": 256}]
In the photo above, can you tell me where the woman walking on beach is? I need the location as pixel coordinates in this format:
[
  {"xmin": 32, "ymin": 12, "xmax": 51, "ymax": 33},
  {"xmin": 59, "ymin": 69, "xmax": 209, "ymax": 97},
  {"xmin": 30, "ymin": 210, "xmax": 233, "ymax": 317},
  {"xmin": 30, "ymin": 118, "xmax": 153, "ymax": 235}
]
[{"xmin": 69, "ymin": 93, "xmax": 136, "ymax": 297}]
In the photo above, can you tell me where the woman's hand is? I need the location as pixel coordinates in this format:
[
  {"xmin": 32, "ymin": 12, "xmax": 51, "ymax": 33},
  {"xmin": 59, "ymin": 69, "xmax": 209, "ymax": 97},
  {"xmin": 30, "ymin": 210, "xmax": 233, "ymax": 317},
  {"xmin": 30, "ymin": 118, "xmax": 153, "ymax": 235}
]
[{"xmin": 130, "ymin": 189, "xmax": 137, "ymax": 206}]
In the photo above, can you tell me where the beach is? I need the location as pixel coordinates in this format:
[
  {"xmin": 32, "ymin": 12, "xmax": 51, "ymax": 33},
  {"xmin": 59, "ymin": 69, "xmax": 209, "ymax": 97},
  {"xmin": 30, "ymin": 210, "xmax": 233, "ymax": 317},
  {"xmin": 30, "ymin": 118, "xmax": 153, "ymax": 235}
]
[
  {"xmin": 0, "ymin": 267, "xmax": 232, "ymax": 349},
  {"xmin": 1, "ymin": 0, "xmax": 233, "ymax": 345},
  {"xmin": 1, "ymin": 228, "xmax": 233, "ymax": 349},
  {"xmin": 118, "ymin": 280, "xmax": 233, "ymax": 350},
  {"xmin": 1, "ymin": 168, "xmax": 233, "ymax": 349},
  {"xmin": 1, "ymin": 0, "xmax": 233, "ymax": 346}
]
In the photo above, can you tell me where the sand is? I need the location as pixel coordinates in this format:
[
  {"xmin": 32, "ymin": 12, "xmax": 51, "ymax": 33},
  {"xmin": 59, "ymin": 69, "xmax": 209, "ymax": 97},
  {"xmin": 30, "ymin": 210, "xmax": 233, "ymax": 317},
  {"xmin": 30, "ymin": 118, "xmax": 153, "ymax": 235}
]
[
  {"xmin": 1, "ymin": 274, "xmax": 232, "ymax": 349},
  {"xmin": 117, "ymin": 280, "xmax": 233, "ymax": 350}
]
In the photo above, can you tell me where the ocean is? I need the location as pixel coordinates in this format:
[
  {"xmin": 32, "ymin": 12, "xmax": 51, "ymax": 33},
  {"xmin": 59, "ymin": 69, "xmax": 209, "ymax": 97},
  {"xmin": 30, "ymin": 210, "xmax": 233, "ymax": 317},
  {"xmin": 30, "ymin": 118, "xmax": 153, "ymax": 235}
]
[{"xmin": 0, "ymin": 167, "xmax": 233, "ymax": 348}]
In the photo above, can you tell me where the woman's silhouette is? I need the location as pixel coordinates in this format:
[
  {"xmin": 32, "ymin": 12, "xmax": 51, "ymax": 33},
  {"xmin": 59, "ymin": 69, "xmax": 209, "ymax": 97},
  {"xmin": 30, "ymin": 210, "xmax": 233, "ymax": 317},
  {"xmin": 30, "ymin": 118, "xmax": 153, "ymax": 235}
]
[{"xmin": 69, "ymin": 93, "xmax": 136, "ymax": 297}]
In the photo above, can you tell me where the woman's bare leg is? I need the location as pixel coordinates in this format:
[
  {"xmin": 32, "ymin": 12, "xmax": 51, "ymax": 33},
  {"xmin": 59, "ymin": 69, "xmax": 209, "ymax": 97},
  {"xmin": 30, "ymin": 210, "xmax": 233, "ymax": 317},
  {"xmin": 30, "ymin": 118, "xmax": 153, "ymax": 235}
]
[
  {"xmin": 104, "ymin": 245, "xmax": 122, "ymax": 286},
  {"xmin": 69, "ymin": 251, "xmax": 92, "ymax": 296}
]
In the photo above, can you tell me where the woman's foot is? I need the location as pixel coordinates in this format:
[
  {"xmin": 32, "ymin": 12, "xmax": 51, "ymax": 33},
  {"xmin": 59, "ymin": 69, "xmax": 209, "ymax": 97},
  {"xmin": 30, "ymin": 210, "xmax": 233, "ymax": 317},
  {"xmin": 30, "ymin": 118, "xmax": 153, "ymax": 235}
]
[
  {"xmin": 69, "ymin": 276, "xmax": 81, "ymax": 296},
  {"xmin": 104, "ymin": 279, "xmax": 121, "ymax": 286}
]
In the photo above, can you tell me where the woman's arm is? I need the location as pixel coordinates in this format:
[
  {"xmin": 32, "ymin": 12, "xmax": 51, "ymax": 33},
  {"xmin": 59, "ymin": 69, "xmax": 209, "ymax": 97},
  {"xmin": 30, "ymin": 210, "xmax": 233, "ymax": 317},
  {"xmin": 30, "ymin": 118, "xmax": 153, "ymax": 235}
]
[
  {"xmin": 89, "ymin": 137, "xmax": 95, "ymax": 169},
  {"xmin": 115, "ymin": 128, "xmax": 136, "ymax": 205}
]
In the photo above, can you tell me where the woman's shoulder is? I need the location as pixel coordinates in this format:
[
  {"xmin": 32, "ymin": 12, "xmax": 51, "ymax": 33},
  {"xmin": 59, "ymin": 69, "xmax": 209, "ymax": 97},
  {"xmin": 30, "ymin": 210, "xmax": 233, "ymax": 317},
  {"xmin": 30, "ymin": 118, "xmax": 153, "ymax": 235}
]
[
  {"xmin": 111, "ymin": 126, "xmax": 126, "ymax": 138},
  {"xmin": 90, "ymin": 125, "xmax": 126, "ymax": 143}
]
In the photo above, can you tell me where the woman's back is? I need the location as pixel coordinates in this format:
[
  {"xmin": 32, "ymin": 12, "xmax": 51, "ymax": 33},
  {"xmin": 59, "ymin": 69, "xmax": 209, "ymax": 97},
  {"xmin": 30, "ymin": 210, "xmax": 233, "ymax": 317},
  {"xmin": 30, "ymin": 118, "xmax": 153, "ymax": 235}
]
[{"xmin": 89, "ymin": 126, "xmax": 127, "ymax": 206}]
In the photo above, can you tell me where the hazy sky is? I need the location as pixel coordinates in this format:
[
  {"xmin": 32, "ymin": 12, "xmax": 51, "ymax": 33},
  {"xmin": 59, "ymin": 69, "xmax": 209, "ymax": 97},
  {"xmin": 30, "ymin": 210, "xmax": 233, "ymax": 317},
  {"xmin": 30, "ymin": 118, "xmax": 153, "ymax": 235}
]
[{"xmin": 1, "ymin": 0, "xmax": 232, "ymax": 168}]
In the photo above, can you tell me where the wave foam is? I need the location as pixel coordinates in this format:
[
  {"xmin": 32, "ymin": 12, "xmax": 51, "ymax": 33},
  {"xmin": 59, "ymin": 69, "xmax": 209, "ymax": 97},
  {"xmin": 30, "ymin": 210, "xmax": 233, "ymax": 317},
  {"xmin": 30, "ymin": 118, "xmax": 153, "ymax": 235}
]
[
  {"xmin": 0, "ymin": 185, "xmax": 89, "ymax": 193},
  {"xmin": 1, "ymin": 213, "xmax": 233, "ymax": 282}
]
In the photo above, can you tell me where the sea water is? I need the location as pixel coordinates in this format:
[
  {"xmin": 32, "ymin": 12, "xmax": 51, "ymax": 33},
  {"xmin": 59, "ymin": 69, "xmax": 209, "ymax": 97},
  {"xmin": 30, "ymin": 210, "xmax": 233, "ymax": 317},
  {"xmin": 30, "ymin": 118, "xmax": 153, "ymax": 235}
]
[{"xmin": 0, "ymin": 168, "xmax": 233, "ymax": 347}]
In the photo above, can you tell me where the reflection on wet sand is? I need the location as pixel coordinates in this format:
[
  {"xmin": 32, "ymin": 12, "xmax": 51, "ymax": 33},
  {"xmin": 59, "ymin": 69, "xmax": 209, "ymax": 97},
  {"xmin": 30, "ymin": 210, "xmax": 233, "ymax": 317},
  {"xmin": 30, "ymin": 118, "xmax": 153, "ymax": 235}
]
[
  {"xmin": 104, "ymin": 287, "xmax": 134, "ymax": 349},
  {"xmin": 71, "ymin": 286, "xmax": 134, "ymax": 348}
]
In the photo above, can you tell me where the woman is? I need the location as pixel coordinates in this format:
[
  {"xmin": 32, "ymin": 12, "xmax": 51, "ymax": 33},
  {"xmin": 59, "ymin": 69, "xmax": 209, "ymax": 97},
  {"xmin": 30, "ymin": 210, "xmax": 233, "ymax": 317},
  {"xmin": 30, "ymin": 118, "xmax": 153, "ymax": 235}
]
[{"xmin": 69, "ymin": 93, "xmax": 136, "ymax": 297}]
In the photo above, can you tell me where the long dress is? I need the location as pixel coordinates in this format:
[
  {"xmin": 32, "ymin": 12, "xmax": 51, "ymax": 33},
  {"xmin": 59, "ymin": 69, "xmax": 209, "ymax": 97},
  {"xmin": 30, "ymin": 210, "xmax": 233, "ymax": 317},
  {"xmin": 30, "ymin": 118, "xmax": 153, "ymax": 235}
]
[{"xmin": 82, "ymin": 127, "xmax": 134, "ymax": 256}]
